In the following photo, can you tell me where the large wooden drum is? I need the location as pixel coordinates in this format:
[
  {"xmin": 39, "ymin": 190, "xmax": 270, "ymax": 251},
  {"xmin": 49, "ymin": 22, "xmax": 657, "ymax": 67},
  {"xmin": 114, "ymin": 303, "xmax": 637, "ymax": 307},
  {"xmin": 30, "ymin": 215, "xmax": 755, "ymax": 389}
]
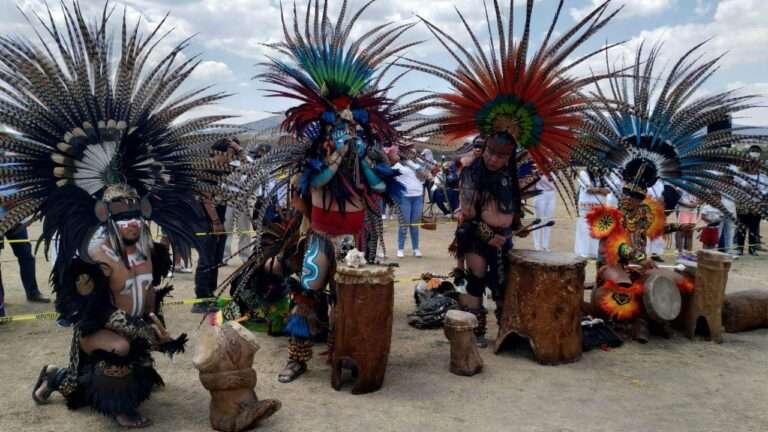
[
  {"xmin": 496, "ymin": 250, "xmax": 587, "ymax": 365},
  {"xmin": 331, "ymin": 265, "xmax": 394, "ymax": 394}
]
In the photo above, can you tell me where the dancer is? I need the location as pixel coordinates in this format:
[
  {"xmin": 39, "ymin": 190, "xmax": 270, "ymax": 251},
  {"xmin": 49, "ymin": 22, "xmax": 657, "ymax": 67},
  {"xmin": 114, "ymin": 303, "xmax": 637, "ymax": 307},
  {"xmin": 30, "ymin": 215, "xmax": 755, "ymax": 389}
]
[
  {"xmin": 403, "ymin": 0, "xmax": 621, "ymax": 346},
  {"xmin": 578, "ymin": 43, "xmax": 767, "ymax": 339},
  {"xmin": 0, "ymin": 3, "xmax": 236, "ymax": 427},
  {"xmin": 220, "ymin": 0, "xmax": 415, "ymax": 383}
]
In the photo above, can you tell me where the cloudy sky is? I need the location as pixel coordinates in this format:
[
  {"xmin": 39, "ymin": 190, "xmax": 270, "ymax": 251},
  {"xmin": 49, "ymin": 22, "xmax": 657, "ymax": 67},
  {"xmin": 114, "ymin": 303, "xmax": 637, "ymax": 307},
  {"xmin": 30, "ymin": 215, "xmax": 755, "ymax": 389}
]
[{"xmin": 2, "ymin": 0, "xmax": 767, "ymax": 126}]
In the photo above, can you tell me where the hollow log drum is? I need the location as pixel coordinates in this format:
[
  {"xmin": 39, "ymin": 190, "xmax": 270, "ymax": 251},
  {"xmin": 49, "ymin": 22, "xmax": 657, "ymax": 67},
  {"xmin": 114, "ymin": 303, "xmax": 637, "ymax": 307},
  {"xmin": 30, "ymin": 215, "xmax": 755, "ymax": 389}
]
[
  {"xmin": 443, "ymin": 310, "xmax": 483, "ymax": 376},
  {"xmin": 193, "ymin": 322, "xmax": 281, "ymax": 432},
  {"xmin": 723, "ymin": 289, "xmax": 768, "ymax": 333},
  {"xmin": 496, "ymin": 250, "xmax": 587, "ymax": 365},
  {"xmin": 331, "ymin": 265, "xmax": 394, "ymax": 394}
]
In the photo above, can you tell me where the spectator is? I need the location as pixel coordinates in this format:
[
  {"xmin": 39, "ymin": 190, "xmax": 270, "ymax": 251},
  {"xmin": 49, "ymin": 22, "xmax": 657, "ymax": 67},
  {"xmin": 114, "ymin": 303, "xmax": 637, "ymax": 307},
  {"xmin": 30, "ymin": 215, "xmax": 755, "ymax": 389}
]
[
  {"xmin": 532, "ymin": 175, "xmax": 556, "ymax": 251},
  {"xmin": 388, "ymin": 148, "xmax": 429, "ymax": 258},
  {"xmin": 431, "ymin": 160, "xmax": 460, "ymax": 216},
  {"xmin": 676, "ymin": 190, "xmax": 699, "ymax": 253},
  {"xmin": 0, "ymin": 224, "xmax": 50, "ymax": 319},
  {"xmin": 646, "ymin": 179, "xmax": 666, "ymax": 261},
  {"xmin": 699, "ymin": 194, "xmax": 724, "ymax": 250},
  {"xmin": 718, "ymin": 173, "xmax": 737, "ymax": 255},
  {"xmin": 192, "ymin": 139, "xmax": 231, "ymax": 313},
  {"xmin": 222, "ymin": 139, "xmax": 252, "ymax": 264},
  {"xmin": 574, "ymin": 169, "xmax": 610, "ymax": 258},
  {"xmin": 420, "ymin": 149, "xmax": 437, "ymax": 202},
  {"xmin": 471, "ymin": 138, "xmax": 483, "ymax": 159},
  {"xmin": 734, "ymin": 157, "xmax": 766, "ymax": 256}
]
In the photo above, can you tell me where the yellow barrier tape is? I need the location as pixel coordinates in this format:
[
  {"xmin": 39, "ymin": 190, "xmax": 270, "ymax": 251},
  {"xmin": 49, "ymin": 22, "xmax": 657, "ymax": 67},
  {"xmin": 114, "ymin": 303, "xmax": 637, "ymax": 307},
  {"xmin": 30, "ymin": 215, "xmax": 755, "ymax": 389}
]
[
  {"xmin": 0, "ymin": 297, "xmax": 226, "ymax": 324},
  {"xmin": 2, "ymin": 266, "xmax": 768, "ymax": 325},
  {"xmin": 0, "ymin": 275, "xmax": 430, "ymax": 324}
]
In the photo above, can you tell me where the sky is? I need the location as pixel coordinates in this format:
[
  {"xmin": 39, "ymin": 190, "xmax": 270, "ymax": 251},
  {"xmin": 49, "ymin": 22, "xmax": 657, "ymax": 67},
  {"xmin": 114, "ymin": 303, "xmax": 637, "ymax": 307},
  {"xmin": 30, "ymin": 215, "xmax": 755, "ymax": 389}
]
[{"xmin": 1, "ymin": 0, "xmax": 767, "ymax": 126}]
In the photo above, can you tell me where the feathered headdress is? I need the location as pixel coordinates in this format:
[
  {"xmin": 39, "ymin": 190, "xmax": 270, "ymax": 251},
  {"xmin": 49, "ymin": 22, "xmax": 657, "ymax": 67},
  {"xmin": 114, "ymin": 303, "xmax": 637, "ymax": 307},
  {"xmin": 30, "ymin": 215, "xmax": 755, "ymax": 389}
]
[
  {"xmin": 576, "ymin": 42, "xmax": 768, "ymax": 219},
  {"xmin": 402, "ymin": 0, "xmax": 622, "ymax": 183},
  {"xmin": 257, "ymin": 0, "xmax": 420, "ymax": 144},
  {"xmin": 0, "ymin": 1, "xmax": 236, "ymax": 263}
]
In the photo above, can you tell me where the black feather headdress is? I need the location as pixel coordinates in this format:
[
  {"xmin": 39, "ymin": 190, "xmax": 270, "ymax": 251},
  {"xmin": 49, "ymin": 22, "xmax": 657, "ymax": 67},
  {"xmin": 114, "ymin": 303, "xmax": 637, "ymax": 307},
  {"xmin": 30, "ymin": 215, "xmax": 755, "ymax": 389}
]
[{"xmin": 0, "ymin": 1, "xmax": 238, "ymax": 263}]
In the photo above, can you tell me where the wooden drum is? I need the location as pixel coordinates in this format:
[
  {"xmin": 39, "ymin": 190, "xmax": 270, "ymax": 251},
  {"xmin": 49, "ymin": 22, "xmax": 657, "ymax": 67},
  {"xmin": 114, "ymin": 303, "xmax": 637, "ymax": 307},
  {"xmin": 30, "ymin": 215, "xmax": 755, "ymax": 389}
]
[
  {"xmin": 443, "ymin": 310, "xmax": 483, "ymax": 376},
  {"xmin": 331, "ymin": 265, "xmax": 394, "ymax": 394},
  {"xmin": 677, "ymin": 250, "xmax": 732, "ymax": 342},
  {"xmin": 496, "ymin": 250, "xmax": 587, "ymax": 365}
]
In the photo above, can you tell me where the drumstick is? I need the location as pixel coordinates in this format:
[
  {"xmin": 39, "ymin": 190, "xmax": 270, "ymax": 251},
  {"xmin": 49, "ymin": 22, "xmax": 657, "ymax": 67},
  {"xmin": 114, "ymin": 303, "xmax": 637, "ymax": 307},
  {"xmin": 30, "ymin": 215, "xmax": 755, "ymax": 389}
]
[
  {"xmin": 626, "ymin": 263, "xmax": 685, "ymax": 272},
  {"xmin": 500, "ymin": 219, "xmax": 541, "ymax": 239},
  {"xmin": 510, "ymin": 220, "xmax": 555, "ymax": 238},
  {"xmin": 658, "ymin": 264, "xmax": 686, "ymax": 271}
]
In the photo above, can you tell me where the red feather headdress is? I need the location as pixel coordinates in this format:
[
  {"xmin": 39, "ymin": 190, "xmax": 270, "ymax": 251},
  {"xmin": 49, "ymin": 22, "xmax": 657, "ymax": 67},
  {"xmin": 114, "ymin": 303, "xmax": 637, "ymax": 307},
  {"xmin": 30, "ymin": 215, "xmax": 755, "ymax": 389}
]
[{"xmin": 401, "ymin": 0, "xmax": 622, "ymax": 179}]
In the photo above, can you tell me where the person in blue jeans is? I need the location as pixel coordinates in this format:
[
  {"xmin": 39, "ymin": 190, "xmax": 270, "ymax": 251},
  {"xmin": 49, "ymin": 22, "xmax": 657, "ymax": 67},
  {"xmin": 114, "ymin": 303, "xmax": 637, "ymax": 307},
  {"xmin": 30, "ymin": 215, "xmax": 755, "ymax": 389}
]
[
  {"xmin": 389, "ymin": 150, "xmax": 429, "ymax": 258},
  {"xmin": 0, "ymin": 225, "xmax": 50, "ymax": 319}
]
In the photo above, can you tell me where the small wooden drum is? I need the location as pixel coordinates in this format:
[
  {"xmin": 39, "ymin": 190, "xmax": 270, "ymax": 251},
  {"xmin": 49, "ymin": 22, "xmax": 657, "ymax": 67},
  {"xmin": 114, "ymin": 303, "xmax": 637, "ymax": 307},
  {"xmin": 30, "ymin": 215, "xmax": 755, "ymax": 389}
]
[
  {"xmin": 642, "ymin": 270, "xmax": 682, "ymax": 322},
  {"xmin": 443, "ymin": 310, "xmax": 483, "ymax": 376},
  {"xmin": 497, "ymin": 250, "xmax": 587, "ymax": 365},
  {"xmin": 331, "ymin": 265, "xmax": 394, "ymax": 394}
]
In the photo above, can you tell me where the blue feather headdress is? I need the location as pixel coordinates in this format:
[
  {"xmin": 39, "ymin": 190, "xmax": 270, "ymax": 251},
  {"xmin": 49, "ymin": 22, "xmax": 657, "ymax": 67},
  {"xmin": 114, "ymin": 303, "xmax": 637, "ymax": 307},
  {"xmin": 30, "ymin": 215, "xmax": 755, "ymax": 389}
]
[{"xmin": 576, "ymin": 42, "xmax": 768, "ymax": 218}]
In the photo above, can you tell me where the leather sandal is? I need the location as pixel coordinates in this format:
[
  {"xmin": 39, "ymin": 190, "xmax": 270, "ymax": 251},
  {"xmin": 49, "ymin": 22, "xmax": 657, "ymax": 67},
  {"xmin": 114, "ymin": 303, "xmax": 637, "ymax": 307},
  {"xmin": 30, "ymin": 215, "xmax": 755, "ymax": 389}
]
[{"xmin": 278, "ymin": 360, "xmax": 307, "ymax": 383}]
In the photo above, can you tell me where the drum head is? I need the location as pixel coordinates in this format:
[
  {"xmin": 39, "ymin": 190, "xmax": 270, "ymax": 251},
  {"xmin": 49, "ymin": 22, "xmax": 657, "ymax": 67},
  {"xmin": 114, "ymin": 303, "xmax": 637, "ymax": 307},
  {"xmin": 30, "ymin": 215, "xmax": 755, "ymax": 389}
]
[
  {"xmin": 643, "ymin": 273, "xmax": 682, "ymax": 321},
  {"xmin": 445, "ymin": 310, "xmax": 477, "ymax": 327}
]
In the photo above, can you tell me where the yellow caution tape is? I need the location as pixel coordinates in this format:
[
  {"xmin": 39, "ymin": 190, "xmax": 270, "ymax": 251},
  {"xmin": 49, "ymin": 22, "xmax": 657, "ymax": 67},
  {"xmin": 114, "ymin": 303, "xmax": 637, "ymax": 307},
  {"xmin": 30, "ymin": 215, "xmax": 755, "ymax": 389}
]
[{"xmin": 0, "ymin": 275, "xmax": 426, "ymax": 324}]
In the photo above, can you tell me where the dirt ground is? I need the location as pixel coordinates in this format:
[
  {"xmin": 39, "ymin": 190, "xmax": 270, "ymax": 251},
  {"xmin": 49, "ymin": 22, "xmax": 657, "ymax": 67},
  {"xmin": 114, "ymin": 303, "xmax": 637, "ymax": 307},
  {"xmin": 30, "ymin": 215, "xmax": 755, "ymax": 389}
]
[{"xmin": 1, "ymin": 198, "xmax": 768, "ymax": 432}]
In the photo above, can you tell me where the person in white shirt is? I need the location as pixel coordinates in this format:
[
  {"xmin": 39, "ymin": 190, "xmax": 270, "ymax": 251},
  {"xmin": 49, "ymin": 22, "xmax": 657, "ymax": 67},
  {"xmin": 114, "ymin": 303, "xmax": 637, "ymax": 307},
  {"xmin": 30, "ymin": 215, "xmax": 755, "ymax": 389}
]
[
  {"xmin": 646, "ymin": 180, "xmax": 666, "ymax": 261},
  {"xmin": 532, "ymin": 175, "xmax": 556, "ymax": 251},
  {"xmin": 717, "ymin": 173, "xmax": 738, "ymax": 254},
  {"xmin": 389, "ymin": 150, "xmax": 429, "ymax": 257},
  {"xmin": 574, "ymin": 169, "xmax": 610, "ymax": 258},
  {"xmin": 223, "ymin": 140, "xmax": 254, "ymax": 264}
]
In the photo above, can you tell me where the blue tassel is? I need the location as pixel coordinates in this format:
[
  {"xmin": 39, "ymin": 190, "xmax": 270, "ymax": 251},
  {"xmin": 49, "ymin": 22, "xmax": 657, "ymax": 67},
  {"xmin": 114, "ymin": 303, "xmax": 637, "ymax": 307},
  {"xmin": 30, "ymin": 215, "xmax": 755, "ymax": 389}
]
[
  {"xmin": 283, "ymin": 314, "xmax": 311, "ymax": 339},
  {"xmin": 518, "ymin": 160, "xmax": 534, "ymax": 177},
  {"xmin": 352, "ymin": 109, "xmax": 369, "ymax": 124},
  {"xmin": 321, "ymin": 111, "xmax": 337, "ymax": 124}
]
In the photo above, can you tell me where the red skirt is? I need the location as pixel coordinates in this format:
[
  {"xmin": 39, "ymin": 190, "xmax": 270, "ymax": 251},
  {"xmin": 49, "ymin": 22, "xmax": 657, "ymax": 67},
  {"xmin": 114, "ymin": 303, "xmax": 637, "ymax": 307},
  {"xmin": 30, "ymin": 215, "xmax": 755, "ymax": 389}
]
[
  {"xmin": 311, "ymin": 207, "xmax": 365, "ymax": 236},
  {"xmin": 699, "ymin": 227, "xmax": 719, "ymax": 247}
]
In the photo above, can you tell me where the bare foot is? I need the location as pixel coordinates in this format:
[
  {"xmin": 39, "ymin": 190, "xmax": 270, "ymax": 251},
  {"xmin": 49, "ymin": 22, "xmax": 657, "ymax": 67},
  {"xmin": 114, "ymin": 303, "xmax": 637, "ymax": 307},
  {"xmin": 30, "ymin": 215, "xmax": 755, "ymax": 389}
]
[
  {"xmin": 33, "ymin": 365, "xmax": 57, "ymax": 404},
  {"xmin": 115, "ymin": 411, "xmax": 153, "ymax": 428}
]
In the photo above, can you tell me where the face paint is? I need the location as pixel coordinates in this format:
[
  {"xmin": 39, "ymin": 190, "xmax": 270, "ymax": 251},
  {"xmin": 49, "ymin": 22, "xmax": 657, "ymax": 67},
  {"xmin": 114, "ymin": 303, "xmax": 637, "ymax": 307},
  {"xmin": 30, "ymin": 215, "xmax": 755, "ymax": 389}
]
[{"xmin": 116, "ymin": 218, "xmax": 142, "ymax": 229}]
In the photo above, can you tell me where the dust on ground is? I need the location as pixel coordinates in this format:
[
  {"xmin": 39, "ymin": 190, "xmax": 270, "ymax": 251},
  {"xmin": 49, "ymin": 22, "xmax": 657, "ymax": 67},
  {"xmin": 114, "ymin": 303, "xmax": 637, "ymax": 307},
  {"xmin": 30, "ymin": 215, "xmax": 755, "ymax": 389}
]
[{"xmin": 1, "ymin": 198, "xmax": 767, "ymax": 432}]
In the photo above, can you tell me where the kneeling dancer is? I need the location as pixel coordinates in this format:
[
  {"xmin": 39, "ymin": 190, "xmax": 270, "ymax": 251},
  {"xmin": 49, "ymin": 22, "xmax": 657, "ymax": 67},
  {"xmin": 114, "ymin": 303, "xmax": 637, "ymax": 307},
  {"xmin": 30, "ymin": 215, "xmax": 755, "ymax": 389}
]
[{"xmin": 0, "ymin": 3, "xmax": 235, "ymax": 427}]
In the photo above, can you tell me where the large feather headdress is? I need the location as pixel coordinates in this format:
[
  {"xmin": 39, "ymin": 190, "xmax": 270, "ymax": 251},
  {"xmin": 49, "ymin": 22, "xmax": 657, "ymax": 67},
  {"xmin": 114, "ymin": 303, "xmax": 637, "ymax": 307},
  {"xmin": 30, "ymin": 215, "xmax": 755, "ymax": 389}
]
[
  {"xmin": 402, "ymin": 0, "xmax": 622, "ymax": 180},
  {"xmin": 0, "ymin": 1, "xmax": 236, "ymax": 261},
  {"xmin": 257, "ymin": 0, "xmax": 420, "ymax": 144},
  {"xmin": 576, "ymin": 42, "xmax": 768, "ymax": 218}
]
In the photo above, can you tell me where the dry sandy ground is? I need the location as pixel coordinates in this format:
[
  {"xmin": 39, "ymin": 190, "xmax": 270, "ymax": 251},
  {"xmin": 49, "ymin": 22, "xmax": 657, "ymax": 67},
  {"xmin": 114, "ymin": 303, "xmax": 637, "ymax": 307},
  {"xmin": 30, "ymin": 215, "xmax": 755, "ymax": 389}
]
[{"xmin": 1, "ymin": 199, "xmax": 768, "ymax": 432}]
